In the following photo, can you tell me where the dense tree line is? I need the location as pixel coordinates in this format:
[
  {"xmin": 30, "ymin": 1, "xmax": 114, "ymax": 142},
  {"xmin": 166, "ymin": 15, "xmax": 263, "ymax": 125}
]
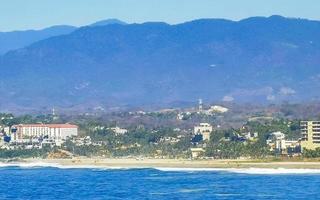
[
  {"xmin": 0, "ymin": 148, "xmax": 51, "ymax": 158},
  {"xmin": 302, "ymin": 148, "xmax": 320, "ymax": 158}
]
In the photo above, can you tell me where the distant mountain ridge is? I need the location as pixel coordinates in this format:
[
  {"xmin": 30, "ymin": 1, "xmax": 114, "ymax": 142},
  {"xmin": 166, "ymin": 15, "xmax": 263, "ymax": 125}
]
[
  {"xmin": 0, "ymin": 25, "xmax": 77, "ymax": 55},
  {"xmin": 0, "ymin": 15, "xmax": 320, "ymax": 111},
  {"xmin": 0, "ymin": 18, "xmax": 127, "ymax": 55},
  {"xmin": 90, "ymin": 19, "xmax": 127, "ymax": 26}
]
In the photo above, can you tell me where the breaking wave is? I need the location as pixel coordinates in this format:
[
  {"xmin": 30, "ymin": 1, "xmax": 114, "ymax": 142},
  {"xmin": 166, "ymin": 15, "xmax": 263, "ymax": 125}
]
[
  {"xmin": 155, "ymin": 167, "xmax": 320, "ymax": 175},
  {"xmin": 1, "ymin": 162, "xmax": 320, "ymax": 174},
  {"xmin": 0, "ymin": 162, "xmax": 129, "ymax": 170}
]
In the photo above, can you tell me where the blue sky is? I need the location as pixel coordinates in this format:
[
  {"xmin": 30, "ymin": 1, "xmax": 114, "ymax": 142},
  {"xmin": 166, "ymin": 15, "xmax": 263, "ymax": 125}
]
[{"xmin": 0, "ymin": 0, "xmax": 319, "ymax": 31}]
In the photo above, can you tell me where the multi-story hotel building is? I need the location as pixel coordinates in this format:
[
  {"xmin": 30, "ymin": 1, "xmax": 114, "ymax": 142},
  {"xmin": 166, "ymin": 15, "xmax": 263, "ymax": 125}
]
[
  {"xmin": 11, "ymin": 124, "xmax": 78, "ymax": 144},
  {"xmin": 300, "ymin": 121, "xmax": 320, "ymax": 150}
]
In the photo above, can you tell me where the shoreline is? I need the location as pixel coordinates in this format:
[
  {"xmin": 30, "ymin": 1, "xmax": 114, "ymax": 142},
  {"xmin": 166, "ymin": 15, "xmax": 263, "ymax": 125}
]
[{"xmin": 11, "ymin": 158, "xmax": 320, "ymax": 170}]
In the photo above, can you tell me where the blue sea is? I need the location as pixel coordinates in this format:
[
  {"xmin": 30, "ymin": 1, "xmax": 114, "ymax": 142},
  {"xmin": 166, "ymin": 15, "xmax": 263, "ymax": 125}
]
[{"xmin": 0, "ymin": 165, "xmax": 320, "ymax": 200}]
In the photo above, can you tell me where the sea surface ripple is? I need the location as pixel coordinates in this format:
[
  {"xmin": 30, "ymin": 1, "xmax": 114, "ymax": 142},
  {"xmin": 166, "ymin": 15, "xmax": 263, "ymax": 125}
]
[{"xmin": 0, "ymin": 164, "xmax": 319, "ymax": 199}]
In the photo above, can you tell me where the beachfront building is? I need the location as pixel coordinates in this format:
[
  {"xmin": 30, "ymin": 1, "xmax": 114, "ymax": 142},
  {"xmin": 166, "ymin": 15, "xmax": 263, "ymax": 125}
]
[
  {"xmin": 267, "ymin": 131, "xmax": 300, "ymax": 155},
  {"xmin": 190, "ymin": 148, "xmax": 205, "ymax": 159},
  {"xmin": 194, "ymin": 123, "xmax": 213, "ymax": 141},
  {"xmin": 72, "ymin": 136, "xmax": 92, "ymax": 146},
  {"xmin": 267, "ymin": 132, "xmax": 286, "ymax": 153},
  {"xmin": 300, "ymin": 121, "xmax": 320, "ymax": 150},
  {"xmin": 11, "ymin": 124, "xmax": 78, "ymax": 145}
]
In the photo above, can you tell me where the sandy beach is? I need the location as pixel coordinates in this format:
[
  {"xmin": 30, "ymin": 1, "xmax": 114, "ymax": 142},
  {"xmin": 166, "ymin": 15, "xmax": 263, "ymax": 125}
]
[{"xmin": 18, "ymin": 158, "xmax": 320, "ymax": 169}]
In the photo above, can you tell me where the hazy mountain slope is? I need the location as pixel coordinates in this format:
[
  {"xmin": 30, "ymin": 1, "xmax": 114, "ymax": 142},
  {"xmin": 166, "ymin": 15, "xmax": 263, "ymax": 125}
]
[
  {"xmin": 90, "ymin": 19, "xmax": 127, "ymax": 26},
  {"xmin": 0, "ymin": 18, "xmax": 126, "ymax": 55},
  {"xmin": 0, "ymin": 25, "xmax": 77, "ymax": 55},
  {"xmin": 1, "ymin": 16, "xmax": 320, "ymax": 110}
]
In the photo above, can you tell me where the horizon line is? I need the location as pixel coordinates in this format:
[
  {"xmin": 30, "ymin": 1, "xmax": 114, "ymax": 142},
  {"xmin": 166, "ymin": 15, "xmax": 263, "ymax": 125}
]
[{"xmin": 1, "ymin": 15, "xmax": 318, "ymax": 33}]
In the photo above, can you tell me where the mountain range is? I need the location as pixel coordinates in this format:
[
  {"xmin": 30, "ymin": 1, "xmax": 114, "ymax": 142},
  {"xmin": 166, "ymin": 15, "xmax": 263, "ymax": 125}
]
[
  {"xmin": 0, "ymin": 25, "xmax": 76, "ymax": 55},
  {"xmin": 0, "ymin": 19, "xmax": 127, "ymax": 55},
  {"xmin": 0, "ymin": 16, "xmax": 320, "ymax": 111}
]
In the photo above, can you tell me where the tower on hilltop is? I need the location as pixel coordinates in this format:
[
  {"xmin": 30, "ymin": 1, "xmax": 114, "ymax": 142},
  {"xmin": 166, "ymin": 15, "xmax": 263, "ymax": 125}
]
[
  {"xmin": 52, "ymin": 107, "xmax": 59, "ymax": 120},
  {"xmin": 198, "ymin": 99, "xmax": 203, "ymax": 113}
]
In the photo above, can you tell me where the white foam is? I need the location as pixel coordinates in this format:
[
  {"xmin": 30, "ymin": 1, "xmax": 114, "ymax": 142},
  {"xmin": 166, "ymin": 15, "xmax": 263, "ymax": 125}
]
[
  {"xmin": 229, "ymin": 168, "xmax": 320, "ymax": 175},
  {"xmin": 0, "ymin": 162, "xmax": 129, "ymax": 170},
  {"xmin": 1, "ymin": 162, "xmax": 320, "ymax": 174},
  {"xmin": 155, "ymin": 167, "xmax": 223, "ymax": 172},
  {"xmin": 155, "ymin": 167, "xmax": 320, "ymax": 175}
]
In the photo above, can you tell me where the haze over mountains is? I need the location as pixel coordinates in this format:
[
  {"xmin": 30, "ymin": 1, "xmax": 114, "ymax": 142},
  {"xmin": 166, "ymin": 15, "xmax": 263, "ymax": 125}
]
[
  {"xmin": 0, "ymin": 25, "xmax": 76, "ymax": 55},
  {"xmin": 0, "ymin": 16, "xmax": 320, "ymax": 111},
  {"xmin": 0, "ymin": 19, "xmax": 126, "ymax": 55}
]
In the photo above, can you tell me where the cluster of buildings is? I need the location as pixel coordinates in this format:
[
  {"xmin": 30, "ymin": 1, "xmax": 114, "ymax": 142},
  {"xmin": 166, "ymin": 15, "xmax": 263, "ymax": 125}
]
[
  {"xmin": 191, "ymin": 123, "xmax": 213, "ymax": 158},
  {"xmin": 94, "ymin": 126, "xmax": 128, "ymax": 136},
  {"xmin": 266, "ymin": 131, "xmax": 300, "ymax": 155},
  {"xmin": 0, "ymin": 123, "xmax": 78, "ymax": 149},
  {"xmin": 71, "ymin": 136, "xmax": 93, "ymax": 146},
  {"xmin": 267, "ymin": 121, "xmax": 320, "ymax": 155},
  {"xmin": 177, "ymin": 99, "xmax": 228, "ymax": 120},
  {"xmin": 1, "ymin": 117, "xmax": 320, "ymax": 159},
  {"xmin": 159, "ymin": 136, "xmax": 181, "ymax": 144},
  {"xmin": 190, "ymin": 120, "xmax": 320, "ymax": 158},
  {"xmin": 190, "ymin": 122, "xmax": 260, "ymax": 158}
]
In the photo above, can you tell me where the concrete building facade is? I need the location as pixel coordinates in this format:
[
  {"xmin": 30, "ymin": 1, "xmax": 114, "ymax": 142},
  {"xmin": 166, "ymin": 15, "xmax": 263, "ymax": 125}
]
[
  {"xmin": 194, "ymin": 123, "xmax": 213, "ymax": 141},
  {"xmin": 300, "ymin": 121, "xmax": 320, "ymax": 150},
  {"xmin": 12, "ymin": 124, "xmax": 78, "ymax": 144}
]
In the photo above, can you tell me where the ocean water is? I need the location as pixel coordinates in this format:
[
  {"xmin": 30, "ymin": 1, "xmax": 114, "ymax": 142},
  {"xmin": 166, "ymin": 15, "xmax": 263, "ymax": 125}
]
[{"xmin": 0, "ymin": 165, "xmax": 319, "ymax": 200}]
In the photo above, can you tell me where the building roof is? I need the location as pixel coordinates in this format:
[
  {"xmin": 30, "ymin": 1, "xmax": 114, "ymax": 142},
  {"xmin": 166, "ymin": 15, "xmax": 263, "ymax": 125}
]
[
  {"xmin": 190, "ymin": 148, "xmax": 205, "ymax": 152},
  {"xmin": 198, "ymin": 123, "xmax": 211, "ymax": 126},
  {"xmin": 270, "ymin": 131, "xmax": 285, "ymax": 139},
  {"xmin": 14, "ymin": 124, "xmax": 78, "ymax": 128}
]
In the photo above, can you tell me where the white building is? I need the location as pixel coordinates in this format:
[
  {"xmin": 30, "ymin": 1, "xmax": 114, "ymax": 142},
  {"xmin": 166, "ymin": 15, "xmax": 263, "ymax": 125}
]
[
  {"xmin": 208, "ymin": 105, "xmax": 228, "ymax": 113},
  {"xmin": 269, "ymin": 132, "xmax": 286, "ymax": 152},
  {"xmin": 267, "ymin": 131, "xmax": 299, "ymax": 154},
  {"xmin": 243, "ymin": 132, "xmax": 259, "ymax": 141},
  {"xmin": 159, "ymin": 136, "xmax": 180, "ymax": 144},
  {"xmin": 194, "ymin": 123, "xmax": 213, "ymax": 141},
  {"xmin": 11, "ymin": 124, "xmax": 78, "ymax": 145},
  {"xmin": 190, "ymin": 148, "xmax": 205, "ymax": 159},
  {"xmin": 109, "ymin": 127, "xmax": 128, "ymax": 135},
  {"xmin": 3, "ymin": 127, "xmax": 10, "ymax": 134},
  {"xmin": 177, "ymin": 113, "xmax": 184, "ymax": 120},
  {"xmin": 72, "ymin": 136, "xmax": 92, "ymax": 146}
]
